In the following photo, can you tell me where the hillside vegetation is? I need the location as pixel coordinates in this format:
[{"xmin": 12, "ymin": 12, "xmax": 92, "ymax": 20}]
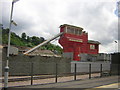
[{"xmin": 1, "ymin": 28, "xmax": 62, "ymax": 54}]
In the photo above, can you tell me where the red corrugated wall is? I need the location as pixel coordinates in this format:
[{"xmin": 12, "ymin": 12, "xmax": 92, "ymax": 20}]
[{"xmin": 59, "ymin": 25, "xmax": 99, "ymax": 61}]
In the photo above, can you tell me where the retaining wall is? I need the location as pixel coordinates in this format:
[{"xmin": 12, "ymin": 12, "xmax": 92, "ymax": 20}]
[{"xmin": 2, "ymin": 54, "xmax": 71, "ymax": 76}]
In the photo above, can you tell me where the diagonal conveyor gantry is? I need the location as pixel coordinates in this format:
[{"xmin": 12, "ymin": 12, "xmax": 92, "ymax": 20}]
[{"xmin": 23, "ymin": 32, "xmax": 63, "ymax": 55}]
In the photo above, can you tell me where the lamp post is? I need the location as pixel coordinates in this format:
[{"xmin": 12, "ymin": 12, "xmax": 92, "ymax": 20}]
[
  {"xmin": 114, "ymin": 40, "xmax": 117, "ymax": 53},
  {"xmin": 4, "ymin": 0, "xmax": 19, "ymax": 89}
]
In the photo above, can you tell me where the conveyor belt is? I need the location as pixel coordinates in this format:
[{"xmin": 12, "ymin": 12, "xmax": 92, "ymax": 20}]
[{"xmin": 23, "ymin": 32, "xmax": 63, "ymax": 55}]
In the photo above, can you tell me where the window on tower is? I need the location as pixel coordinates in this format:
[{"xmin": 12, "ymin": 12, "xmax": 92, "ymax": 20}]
[
  {"xmin": 65, "ymin": 26, "xmax": 82, "ymax": 35},
  {"xmin": 90, "ymin": 45, "xmax": 95, "ymax": 49}
]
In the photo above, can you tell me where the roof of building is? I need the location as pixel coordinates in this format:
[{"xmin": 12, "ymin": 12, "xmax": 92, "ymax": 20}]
[
  {"xmin": 88, "ymin": 40, "xmax": 100, "ymax": 44},
  {"xmin": 27, "ymin": 49, "xmax": 61, "ymax": 57},
  {"xmin": 2, "ymin": 45, "xmax": 19, "ymax": 49},
  {"xmin": 16, "ymin": 46, "xmax": 31, "ymax": 51},
  {"xmin": 60, "ymin": 24, "xmax": 83, "ymax": 30},
  {"xmin": 29, "ymin": 49, "xmax": 54, "ymax": 55}
]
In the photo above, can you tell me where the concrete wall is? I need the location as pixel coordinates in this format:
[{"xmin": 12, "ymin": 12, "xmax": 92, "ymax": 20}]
[
  {"xmin": 63, "ymin": 52, "xmax": 73, "ymax": 60},
  {"xmin": 2, "ymin": 54, "xmax": 71, "ymax": 76},
  {"xmin": 3, "ymin": 46, "xmax": 18, "ymax": 55},
  {"xmin": 97, "ymin": 53, "xmax": 111, "ymax": 61},
  {"xmin": 71, "ymin": 62, "xmax": 110, "ymax": 73},
  {"xmin": 80, "ymin": 53, "xmax": 88, "ymax": 62},
  {"xmin": 63, "ymin": 52, "xmax": 111, "ymax": 62},
  {"xmin": 2, "ymin": 47, "xmax": 113, "ymax": 76},
  {"xmin": 2, "ymin": 46, "xmax": 71, "ymax": 76}
]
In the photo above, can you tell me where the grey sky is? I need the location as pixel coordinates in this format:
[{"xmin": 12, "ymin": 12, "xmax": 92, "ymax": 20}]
[{"xmin": 1, "ymin": 0, "xmax": 119, "ymax": 53}]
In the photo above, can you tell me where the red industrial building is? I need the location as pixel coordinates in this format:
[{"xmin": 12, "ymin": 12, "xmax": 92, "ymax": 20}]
[{"xmin": 59, "ymin": 24, "xmax": 100, "ymax": 61}]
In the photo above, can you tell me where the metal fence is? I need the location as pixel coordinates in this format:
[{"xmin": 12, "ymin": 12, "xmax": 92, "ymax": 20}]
[
  {"xmin": 71, "ymin": 62, "xmax": 110, "ymax": 73},
  {"xmin": 1, "ymin": 62, "xmax": 114, "ymax": 87}
]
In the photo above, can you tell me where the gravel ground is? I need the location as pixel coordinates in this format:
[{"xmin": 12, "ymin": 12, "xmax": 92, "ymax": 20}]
[{"xmin": 1, "ymin": 73, "xmax": 101, "ymax": 88}]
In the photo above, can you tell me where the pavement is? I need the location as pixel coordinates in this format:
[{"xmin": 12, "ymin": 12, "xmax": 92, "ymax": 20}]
[
  {"xmin": 13, "ymin": 75, "xmax": 119, "ymax": 89},
  {"xmin": 95, "ymin": 83, "xmax": 120, "ymax": 88}
]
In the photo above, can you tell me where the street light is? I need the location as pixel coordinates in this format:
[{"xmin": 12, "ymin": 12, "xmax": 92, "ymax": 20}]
[
  {"xmin": 114, "ymin": 40, "xmax": 117, "ymax": 53},
  {"xmin": 4, "ymin": 0, "xmax": 19, "ymax": 89}
]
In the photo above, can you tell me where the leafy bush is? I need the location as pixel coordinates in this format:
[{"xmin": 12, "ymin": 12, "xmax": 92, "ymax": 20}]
[{"xmin": 2, "ymin": 28, "xmax": 63, "ymax": 54}]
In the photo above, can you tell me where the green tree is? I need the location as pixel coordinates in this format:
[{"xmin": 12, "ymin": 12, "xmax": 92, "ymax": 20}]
[
  {"xmin": 26, "ymin": 36, "xmax": 31, "ymax": 42},
  {"xmin": 31, "ymin": 36, "xmax": 41, "ymax": 45},
  {"xmin": 21, "ymin": 32, "xmax": 26, "ymax": 40},
  {"xmin": 40, "ymin": 37, "xmax": 45, "ymax": 43},
  {"xmin": 1, "ymin": 28, "xmax": 63, "ymax": 54}
]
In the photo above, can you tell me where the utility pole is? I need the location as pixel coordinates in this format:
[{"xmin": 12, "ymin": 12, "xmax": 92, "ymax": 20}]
[
  {"xmin": 4, "ymin": 0, "xmax": 19, "ymax": 89},
  {"xmin": 114, "ymin": 41, "xmax": 117, "ymax": 53}
]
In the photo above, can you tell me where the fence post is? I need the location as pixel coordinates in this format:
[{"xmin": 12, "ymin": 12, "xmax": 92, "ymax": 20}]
[
  {"xmin": 109, "ymin": 63, "xmax": 112, "ymax": 76},
  {"xmin": 100, "ymin": 64, "xmax": 102, "ymax": 78},
  {"xmin": 55, "ymin": 63, "xmax": 58, "ymax": 83},
  {"xmin": 89, "ymin": 64, "xmax": 91, "ymax": 79},
  {"xmin": 74, "ymin": 63, "xmax": 77, "ymax": 80},
  {"xmin": 31, "ymin": 62, "xmax": 33, "ymax": 85}
]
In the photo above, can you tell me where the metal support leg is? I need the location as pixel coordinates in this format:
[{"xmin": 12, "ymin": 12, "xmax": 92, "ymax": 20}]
[
  {"xmin": 55, "ymin": 63, "xmax": 58, "ymax": 83},
  {"xmin": 74, "ymin": 63, "xmax": 77, "ymax": 80},
  {"xmin": 31, "ymin": 62, "xmax": 33, "ymax": 85},
  {"xmin": 100, "ymin": 64, "xmax": 102, "ymax": 77},
  {"xmin": 89, "ymin": 64, "xmax": 91, "ymax": 79}
]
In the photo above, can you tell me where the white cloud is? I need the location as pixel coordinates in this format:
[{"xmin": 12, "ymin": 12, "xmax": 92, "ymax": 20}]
[{"xmin": 2, "ymin": 0, "xmax": 118, "ymax": 53}]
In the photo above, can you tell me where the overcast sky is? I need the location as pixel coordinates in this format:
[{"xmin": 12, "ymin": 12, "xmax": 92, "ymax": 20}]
[{"xmin": 1, "ymin": 0, "xmax": 119, "ymax": 53}]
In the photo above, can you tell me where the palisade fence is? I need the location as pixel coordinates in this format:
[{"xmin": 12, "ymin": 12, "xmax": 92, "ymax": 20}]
[{"xmin": 1, "ymin": 61, "xmax": 114, "ymax": 87}]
